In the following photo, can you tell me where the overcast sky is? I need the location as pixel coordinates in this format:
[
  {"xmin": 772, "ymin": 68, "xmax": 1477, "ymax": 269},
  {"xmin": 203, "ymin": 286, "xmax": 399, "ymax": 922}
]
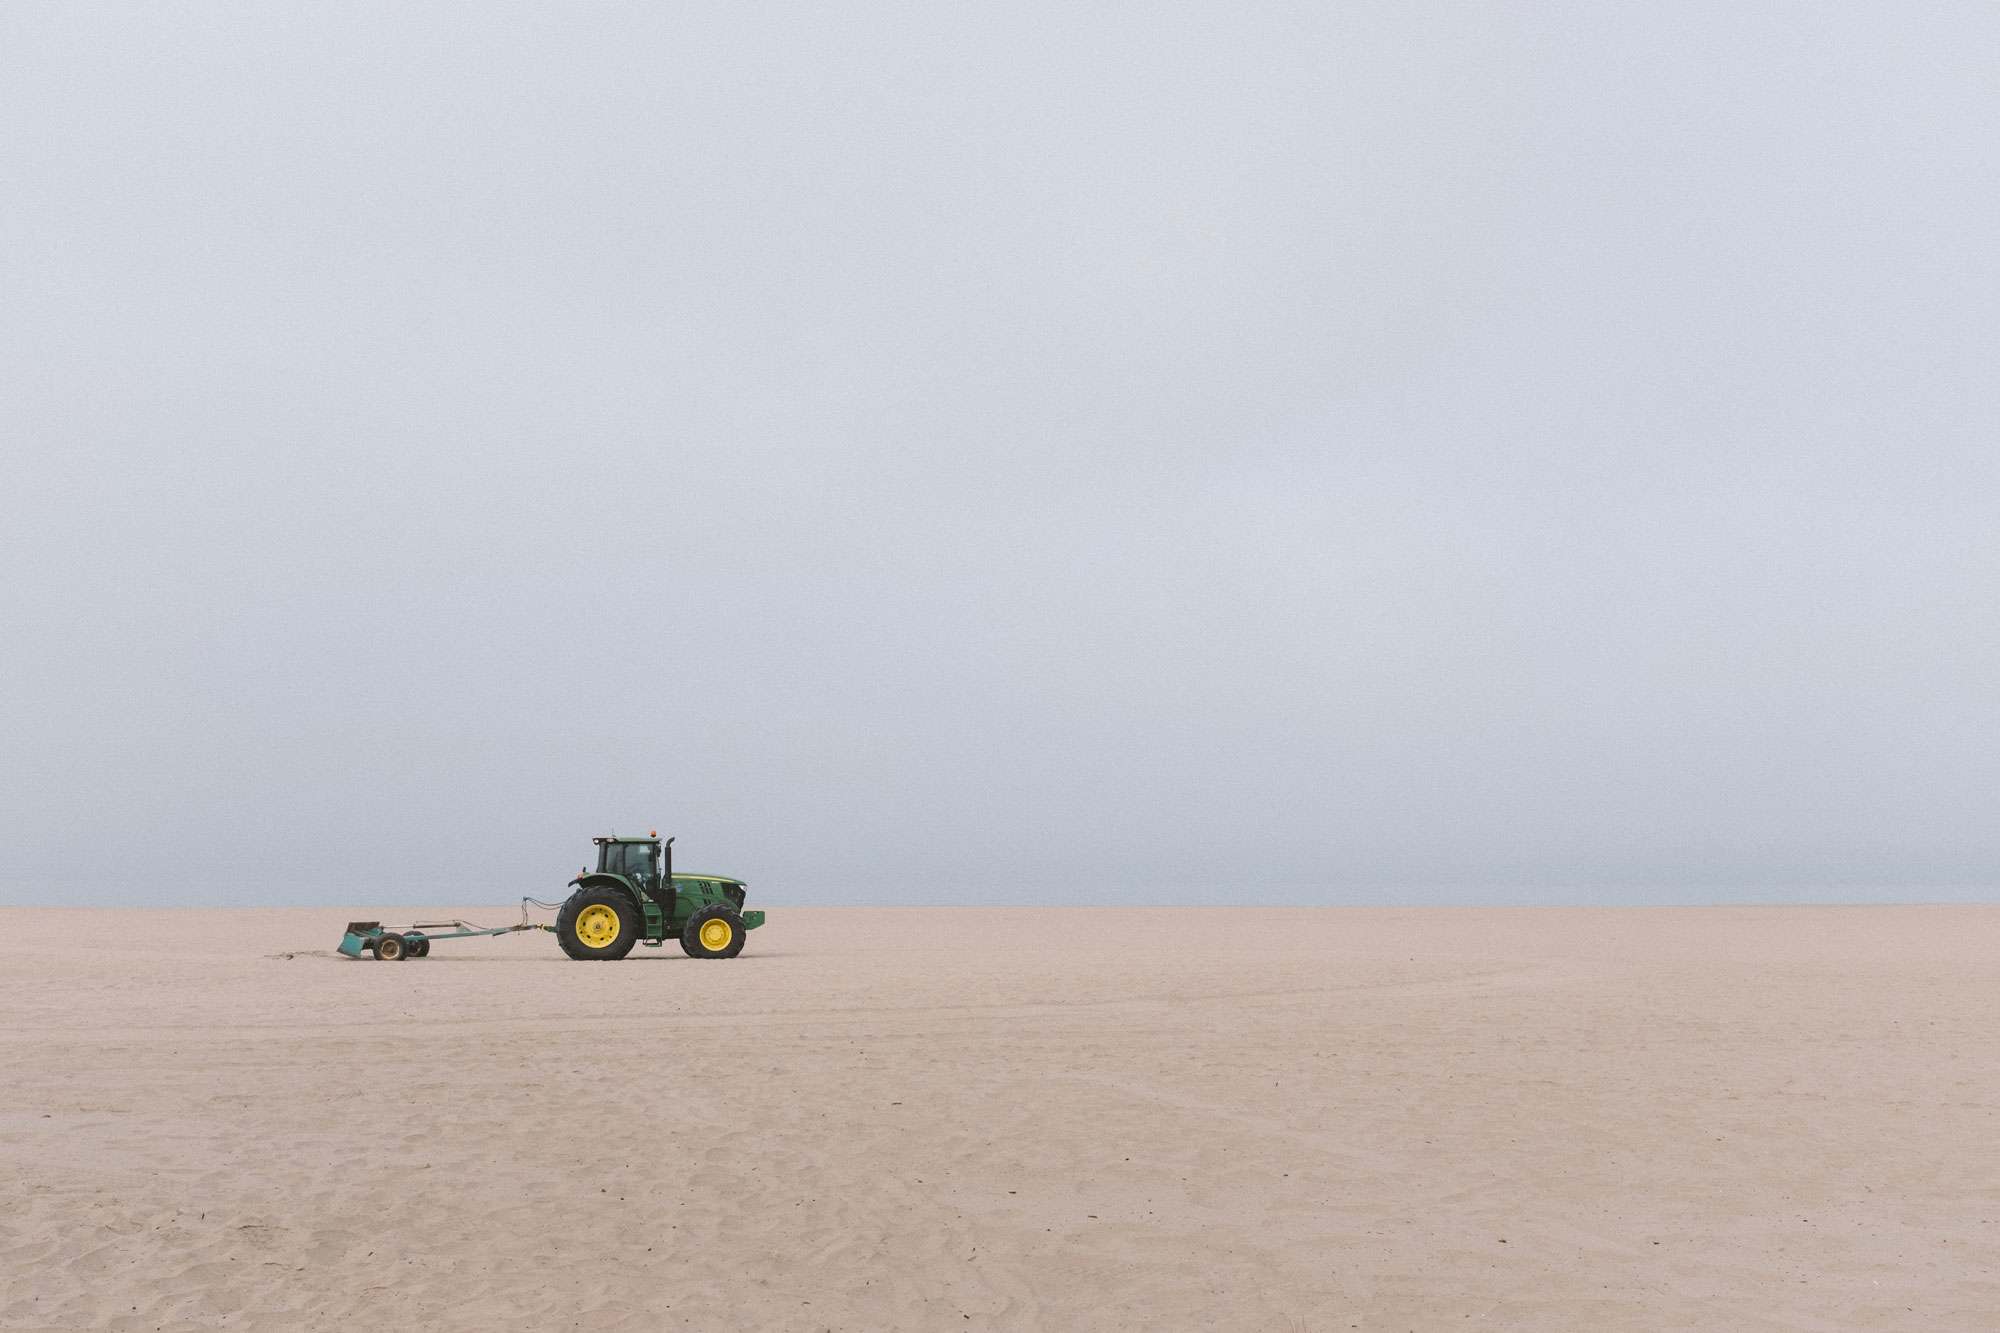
[{"xmin": 4, "ymin": 3, "xmax": 1997, "ymax": 907}]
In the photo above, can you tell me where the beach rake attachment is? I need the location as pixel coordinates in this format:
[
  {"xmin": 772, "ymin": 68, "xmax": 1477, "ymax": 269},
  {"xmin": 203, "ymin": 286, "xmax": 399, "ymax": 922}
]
[{"xmin": 338, "ymin": 901, "xmax": 559, "ymax": 960}]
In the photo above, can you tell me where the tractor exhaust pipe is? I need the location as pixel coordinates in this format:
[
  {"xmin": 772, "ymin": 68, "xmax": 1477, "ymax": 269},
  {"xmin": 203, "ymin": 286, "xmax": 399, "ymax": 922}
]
[{"xmin": 664, "ymin": 836, "xmax": 674, "ymax": 883}]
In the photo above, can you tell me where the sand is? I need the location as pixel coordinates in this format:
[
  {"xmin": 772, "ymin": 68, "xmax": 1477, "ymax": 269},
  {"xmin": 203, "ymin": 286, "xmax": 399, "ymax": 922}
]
[{"xmin": 2, "ymin": 904, "xmax": 1996, "ymax": 1330}]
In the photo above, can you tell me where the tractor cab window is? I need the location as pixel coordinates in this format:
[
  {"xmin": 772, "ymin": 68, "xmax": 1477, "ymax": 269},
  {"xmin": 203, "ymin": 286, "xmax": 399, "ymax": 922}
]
[{"xmin": 599, "ymin": 843, "xmax": 658, "ymax": 883}]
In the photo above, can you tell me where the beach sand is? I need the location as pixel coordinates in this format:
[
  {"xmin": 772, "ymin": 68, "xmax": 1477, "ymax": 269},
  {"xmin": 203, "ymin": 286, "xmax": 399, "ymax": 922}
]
[{"xmin": 2, "ymin": 904, "xmax": 1995, "ymax": 1330}]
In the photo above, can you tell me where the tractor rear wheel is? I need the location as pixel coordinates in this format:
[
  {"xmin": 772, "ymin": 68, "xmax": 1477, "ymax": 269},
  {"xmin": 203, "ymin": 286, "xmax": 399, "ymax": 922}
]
[
  {"xmin": 681, "ymin": 904, "xmax": 746, "ymax": 959},
  {"xmin": 556, "ymin": 888, "xmax": 641, "ymax": 961}
]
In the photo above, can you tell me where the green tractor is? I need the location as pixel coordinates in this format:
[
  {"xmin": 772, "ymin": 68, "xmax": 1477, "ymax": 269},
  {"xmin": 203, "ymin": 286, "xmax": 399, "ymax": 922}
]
[{"xmin": 555, "ymin": 833, "xmax": 765, "ymax": 961}]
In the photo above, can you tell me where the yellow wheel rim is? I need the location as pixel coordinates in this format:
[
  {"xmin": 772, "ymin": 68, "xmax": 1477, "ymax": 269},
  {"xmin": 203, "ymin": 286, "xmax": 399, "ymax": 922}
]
[
  {"xmin": 576, "ymin": 903, "xmax": 622, "ymax": 949},
  {"xmin": 698, "ymin": 918, "xmax": 734, "ymax": 952}
]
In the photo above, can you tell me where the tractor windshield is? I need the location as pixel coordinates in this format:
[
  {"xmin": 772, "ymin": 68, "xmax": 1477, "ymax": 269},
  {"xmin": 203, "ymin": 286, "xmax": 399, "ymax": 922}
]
[{"xmin": 598, "ymin": 842, "xmax": 658, "ymax": 883}]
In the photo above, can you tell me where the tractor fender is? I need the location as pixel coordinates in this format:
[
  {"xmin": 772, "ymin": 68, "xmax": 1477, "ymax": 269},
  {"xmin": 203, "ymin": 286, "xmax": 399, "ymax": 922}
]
[{"xmin": 567, "ymin": 873, "xmax": 638, "ymax": 899}]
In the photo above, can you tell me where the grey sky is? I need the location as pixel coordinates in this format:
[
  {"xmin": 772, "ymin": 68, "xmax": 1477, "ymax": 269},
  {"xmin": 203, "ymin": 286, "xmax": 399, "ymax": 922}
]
[{"xmin": 4, "ymin": 3, "xmax": 1996, "ymax": 906}]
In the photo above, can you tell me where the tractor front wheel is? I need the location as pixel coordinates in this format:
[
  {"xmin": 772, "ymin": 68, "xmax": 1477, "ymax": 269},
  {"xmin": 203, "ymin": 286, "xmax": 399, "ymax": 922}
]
[
  {"xmin": 681, "ymin": 904, "xmax": 746, "ymax": 959},
  {"xmin": 556, "ymin": 889, "xmax": 641, "ymax": 961}
]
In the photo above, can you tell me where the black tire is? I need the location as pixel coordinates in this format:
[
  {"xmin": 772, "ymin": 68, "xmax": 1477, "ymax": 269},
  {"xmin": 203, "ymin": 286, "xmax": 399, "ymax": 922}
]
[
  {"xmin": 376, "ymin": 933, "xmax": 407, "ymax": 962},
  {"xmin": 409, "ymin": 938, "xmax": 430, "ymax": 958},
  {"xmin": 681, "ymin": 904, "xmax": 746, "ymax": 959},
  {"xmin": 556, "ymin": 888, "xmax": 641, "ymax": 961}
]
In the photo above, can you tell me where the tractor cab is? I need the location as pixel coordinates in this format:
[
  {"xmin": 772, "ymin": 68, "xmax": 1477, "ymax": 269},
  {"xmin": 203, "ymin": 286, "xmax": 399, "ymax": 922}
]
[{"xmin": 594, "ymin": 836, "xmax": 661, "ymax": 891}]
